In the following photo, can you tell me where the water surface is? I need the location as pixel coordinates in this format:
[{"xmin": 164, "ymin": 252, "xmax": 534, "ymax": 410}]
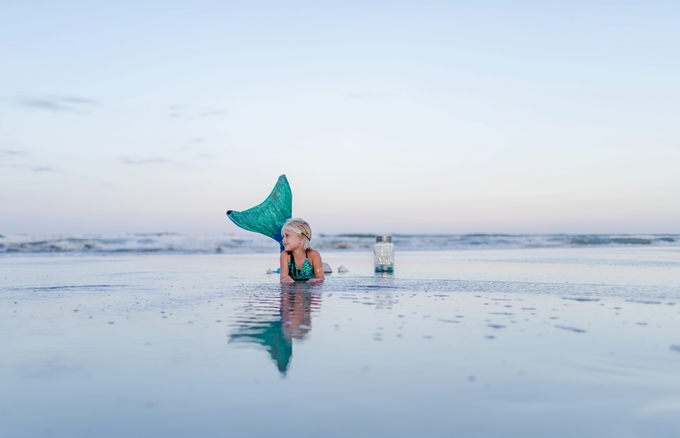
[{"xmin": 1, "ymin": 248, "xmax": 679, "ymax": 437}]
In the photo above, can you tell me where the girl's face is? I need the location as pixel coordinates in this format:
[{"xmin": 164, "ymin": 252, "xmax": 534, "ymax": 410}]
[{"xmin": 282, "ymin": 228, "xmax": 302, "ymax": 251}]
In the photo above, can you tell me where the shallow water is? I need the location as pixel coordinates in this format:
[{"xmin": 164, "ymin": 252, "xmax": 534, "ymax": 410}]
[{"xmin": 1, "ymin": 248, "xmax": 680, "ymax": 437}]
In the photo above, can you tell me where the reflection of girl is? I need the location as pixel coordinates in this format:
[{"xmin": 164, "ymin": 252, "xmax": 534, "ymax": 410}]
[
  {"xmin": 281, "ymin": 283, "xmax": 318, "ymax": 340},
  {"xmin": 279, "ymin": 218, "xmax": 325, "ymax": 284},
  {"xmin": 228, "ymin": 284, "xmax": 321, "ymax": 376}
]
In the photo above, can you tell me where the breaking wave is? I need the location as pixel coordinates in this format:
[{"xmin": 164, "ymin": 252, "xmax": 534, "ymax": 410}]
[{"xmin": 0, "ymin": 233, "xmax": 677, "ymax": 255}]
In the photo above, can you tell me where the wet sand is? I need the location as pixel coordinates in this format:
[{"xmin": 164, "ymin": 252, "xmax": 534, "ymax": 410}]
[{"xmin": 1, "ymin": 248, "xmax": 680, "ymax": 437}]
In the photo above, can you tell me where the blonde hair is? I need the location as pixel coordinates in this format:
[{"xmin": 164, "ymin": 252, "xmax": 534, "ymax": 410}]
[{"xmin": 282, "ymin": 218, "xmax": 313, "ymax": 250}]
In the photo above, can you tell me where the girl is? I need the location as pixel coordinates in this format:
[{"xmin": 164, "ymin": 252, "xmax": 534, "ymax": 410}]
[{"xmin": 279, "ymin": 218, "xmax": 324, "ymax": 284}]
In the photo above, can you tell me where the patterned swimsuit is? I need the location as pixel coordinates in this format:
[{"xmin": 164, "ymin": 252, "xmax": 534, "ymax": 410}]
[{"xmin": 288, "ymin": 251, "xmax": 314, "ymax": 281}]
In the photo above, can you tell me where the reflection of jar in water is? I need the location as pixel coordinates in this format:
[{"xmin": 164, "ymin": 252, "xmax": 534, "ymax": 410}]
[{"xmin": 374, "ymin": 235, "xmax": 394, "ymax": 272}]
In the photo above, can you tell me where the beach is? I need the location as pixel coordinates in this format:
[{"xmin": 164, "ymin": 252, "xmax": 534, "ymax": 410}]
[
  {"xmin": 4, "ymin": 1, "xmax": 679, "ymax": 436},
  {"xmin": 2, "ymin": 246, "xmax": 680, "ymax": 437}
]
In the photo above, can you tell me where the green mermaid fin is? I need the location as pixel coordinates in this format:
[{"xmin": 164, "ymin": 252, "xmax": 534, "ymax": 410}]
[{"xmin": 226, "ymin": 174, "xmax": 292, "ymax": 252}]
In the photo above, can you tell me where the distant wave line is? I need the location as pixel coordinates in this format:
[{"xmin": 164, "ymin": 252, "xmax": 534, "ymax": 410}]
[{"xmin": 0, "ymin": 233, "xmax": 678, "ymax": 255}]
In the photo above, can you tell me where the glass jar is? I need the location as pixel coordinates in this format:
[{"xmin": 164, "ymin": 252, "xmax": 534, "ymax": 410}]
[{"xmin": 374, "ymin": 235, "xmax": 394, "ymax": 272}]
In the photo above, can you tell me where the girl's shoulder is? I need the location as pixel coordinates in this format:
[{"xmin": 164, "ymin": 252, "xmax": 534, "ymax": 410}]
[{"xmin": 307, "ymin": 249, "xmax": 322, "ymax": 260}]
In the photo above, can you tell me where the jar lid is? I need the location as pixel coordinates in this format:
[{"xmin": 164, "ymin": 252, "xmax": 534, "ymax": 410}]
[{"xmin": 376, "ymin": 235, "xmax": 392, "ymax": 243}]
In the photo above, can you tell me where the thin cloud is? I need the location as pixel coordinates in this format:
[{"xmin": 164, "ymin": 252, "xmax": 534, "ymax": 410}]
[
  {"xmin": 59, "ymin": 97, "xmax": 98, "ymax": 105},
  {"xmin": 0, "ymin": 149, "xmax": 30, "ymax": 156},
  {"xmin": 168, "ymin": 106, "xmax": 228, "ymax": 119},
  {"xmin": 199, "ymin": 110, "xmax": 228, "ymax": 117},
  {"xmin": 4, "ymin": 95, "xmax": 99, "ymax": 113},
  {"xmin": 0, "ymin": 163, "xmax": 58, "ymax": 172},
  {"xmin": 120, "ymin": 156, "xmax": 169, "ymax": 165}
]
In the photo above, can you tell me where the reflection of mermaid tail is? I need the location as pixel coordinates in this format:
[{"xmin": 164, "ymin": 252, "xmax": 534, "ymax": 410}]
[
  {"xmin": 226, "ymin": 174, "xmax": 292, "ymax": 252},
  {"xmin": 228, "ymin": 284, "xmax": 321, "ymax": 376},
  {"xmin": 229, "ymin": 321, "xmax": 292, "ymax": 375}
]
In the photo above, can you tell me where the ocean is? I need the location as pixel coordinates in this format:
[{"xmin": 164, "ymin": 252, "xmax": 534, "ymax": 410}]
[
  {"xmin": 1, "ymin": 232, "xmax": 678, "ymax": 254},
  {"xmin": 1, "ymin": 239, "xmax": 679, "ymax": 437}
]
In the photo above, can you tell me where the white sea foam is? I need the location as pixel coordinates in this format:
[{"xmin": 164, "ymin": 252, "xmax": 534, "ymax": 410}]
[{"xmin": 0, "ymin": 233, "xmax": 677, "ymax": 255}]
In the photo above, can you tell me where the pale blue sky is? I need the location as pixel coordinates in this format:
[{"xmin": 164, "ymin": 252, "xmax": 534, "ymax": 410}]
[{"xmin": 1, "ymin": 1, "xmax": 679, "ymax": 235}]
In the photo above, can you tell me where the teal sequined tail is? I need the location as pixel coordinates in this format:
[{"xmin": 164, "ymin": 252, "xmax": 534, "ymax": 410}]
[{"xmin": 226, "ymin": 175, "xmax": 292, "ymax": 252}]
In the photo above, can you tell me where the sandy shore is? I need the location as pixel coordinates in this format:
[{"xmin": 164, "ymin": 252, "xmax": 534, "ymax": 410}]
[{"xmin": 1, "ymin": 247, "xmax": 679, "ymax": 437}]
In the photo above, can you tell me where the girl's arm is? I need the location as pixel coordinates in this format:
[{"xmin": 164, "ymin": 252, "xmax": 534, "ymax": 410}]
[
  {"xmin": 280, "ymin": 251, "xmax": 294, "ymax": 284},
  {"xmin": 307, "ymin": 250, "xmax": 325, "ymax": 283}
]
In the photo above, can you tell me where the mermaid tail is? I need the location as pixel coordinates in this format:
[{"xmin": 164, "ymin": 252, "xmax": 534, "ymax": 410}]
[{"xmin": 226, "ymin": 174, "xmax": 292, "ymax": 252}]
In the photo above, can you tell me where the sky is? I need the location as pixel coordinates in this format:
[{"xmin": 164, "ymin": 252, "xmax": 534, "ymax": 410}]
[{"xmin": 1, "ymin": 1, "xmax": 679, "ymax": 235}]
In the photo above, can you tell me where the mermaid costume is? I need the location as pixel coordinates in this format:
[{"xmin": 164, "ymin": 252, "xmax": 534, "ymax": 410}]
[
  {"xmin": 287, "ymin": 251, "xmax": 314, "ymax": 281},
  {"xmin": 227, "ymin": 174, "xmax": 316, "ymax": 281},
  {"xmin": 226, "ymin": 174, "xmax": 292, "ymax": 253}
]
